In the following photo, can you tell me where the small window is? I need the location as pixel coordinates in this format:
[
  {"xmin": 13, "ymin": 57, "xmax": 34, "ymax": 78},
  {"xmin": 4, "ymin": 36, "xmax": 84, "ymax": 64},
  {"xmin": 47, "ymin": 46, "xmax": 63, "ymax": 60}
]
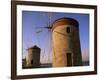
[{"xmin": 66, "ymin": 27, "xmax": 70, "ymax": 33}]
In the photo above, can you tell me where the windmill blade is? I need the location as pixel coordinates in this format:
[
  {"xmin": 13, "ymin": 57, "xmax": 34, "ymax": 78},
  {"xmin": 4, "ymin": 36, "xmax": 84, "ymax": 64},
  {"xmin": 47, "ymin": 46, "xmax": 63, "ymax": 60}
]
[
  {"xmin": 46, "ymin": 30, "xmax": 52, "ymax": 62},
  {"xmin": 35, "ymin": 27, "xmax": 52, "ymax": 29},
  {"xmin": 54, "ymin": 30, "xmax": 67, "ymax": 36},
  {"xmin": 35, "ymin": 26, "xmax": 47, "ymax": 29},
  {"xmin": 36, "ymin": 29, "xmax": 43, "ymax": 33}
]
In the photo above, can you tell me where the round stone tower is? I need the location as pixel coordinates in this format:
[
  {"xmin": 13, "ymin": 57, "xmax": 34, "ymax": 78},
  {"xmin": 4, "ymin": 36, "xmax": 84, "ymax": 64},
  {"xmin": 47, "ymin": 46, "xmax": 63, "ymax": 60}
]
[
  {"xmin": 26, "ymin": 45, "xmax": 41, "ymax": 68},
  {"xmin": 52, "ymin": 17, "xmax": 82, "ymax": 67}
]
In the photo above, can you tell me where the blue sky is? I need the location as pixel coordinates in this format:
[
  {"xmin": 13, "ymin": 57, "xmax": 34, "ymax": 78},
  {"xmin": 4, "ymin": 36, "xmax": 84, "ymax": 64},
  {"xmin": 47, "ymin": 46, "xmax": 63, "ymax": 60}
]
[{"xmin": 22, "ymin": 11, "xmax": 89, "ymax": 63}]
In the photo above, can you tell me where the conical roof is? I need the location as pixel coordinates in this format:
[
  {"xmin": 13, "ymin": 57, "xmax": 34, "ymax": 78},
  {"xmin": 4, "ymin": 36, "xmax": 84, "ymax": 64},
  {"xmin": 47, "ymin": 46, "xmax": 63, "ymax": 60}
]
[
  {"xmin": 51, "ymin": 17, "xmax": 79, "ymax": 30},
  {"xmin": 27, "ymin": 45, "xmax": 40, "ymax": 50}
]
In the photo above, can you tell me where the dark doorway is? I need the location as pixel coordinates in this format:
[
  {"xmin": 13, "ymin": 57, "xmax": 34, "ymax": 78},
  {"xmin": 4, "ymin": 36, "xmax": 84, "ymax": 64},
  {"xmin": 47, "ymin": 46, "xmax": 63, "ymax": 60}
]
[
  {"xmin": 66, "ymin": 53, "xmax": 73, "ymax": 66},
  {"xmin": 31, "ymin": 60, "xmax": 33, "ymax": 64}
]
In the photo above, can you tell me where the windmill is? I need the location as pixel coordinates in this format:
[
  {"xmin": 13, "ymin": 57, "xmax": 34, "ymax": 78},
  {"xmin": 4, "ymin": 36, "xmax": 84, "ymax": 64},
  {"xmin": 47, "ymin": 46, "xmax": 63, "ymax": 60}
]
[
  {"xmin": 52, "ymin": 17, "xmax": 82, "ymax": 67},
  {"xmin": 35, "ymin": 12, "xmax": 82, "ymax": 67}
]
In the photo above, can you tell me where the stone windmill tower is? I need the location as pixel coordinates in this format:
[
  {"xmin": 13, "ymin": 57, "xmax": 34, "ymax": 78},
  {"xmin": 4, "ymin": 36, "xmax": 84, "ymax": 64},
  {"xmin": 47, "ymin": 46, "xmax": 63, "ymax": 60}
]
[
  {"xmin": 26, "ymin": 45, "xmax": 41, "ymax": 68},
  {"xmin": 52, "ymin": 17, "xmax": 82, "ymax": 67}
]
